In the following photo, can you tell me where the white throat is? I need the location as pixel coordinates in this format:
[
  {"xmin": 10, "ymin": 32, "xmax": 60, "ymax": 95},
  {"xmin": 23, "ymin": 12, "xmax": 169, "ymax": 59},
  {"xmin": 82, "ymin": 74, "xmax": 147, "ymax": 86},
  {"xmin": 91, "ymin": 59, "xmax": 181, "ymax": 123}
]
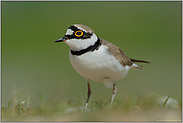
[{"xmin": 64, "ymin": 33, "xmax": 98, "ymax": 51}]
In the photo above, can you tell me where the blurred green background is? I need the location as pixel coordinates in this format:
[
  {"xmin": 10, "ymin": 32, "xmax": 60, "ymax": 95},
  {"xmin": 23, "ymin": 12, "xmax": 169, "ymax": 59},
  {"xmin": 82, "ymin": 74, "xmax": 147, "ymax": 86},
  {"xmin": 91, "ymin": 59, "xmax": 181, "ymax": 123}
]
[{"xmin": 2, "ymin": 1, "xmax": 181, "ymax": 108}]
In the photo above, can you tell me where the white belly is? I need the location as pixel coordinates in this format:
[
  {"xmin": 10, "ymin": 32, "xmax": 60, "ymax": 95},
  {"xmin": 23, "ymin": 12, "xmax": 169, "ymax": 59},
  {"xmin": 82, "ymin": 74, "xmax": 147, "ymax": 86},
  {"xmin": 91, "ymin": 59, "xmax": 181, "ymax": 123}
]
[{"xmin": 69, "ymin": 45, "xmax": 130, "ymax": 88}]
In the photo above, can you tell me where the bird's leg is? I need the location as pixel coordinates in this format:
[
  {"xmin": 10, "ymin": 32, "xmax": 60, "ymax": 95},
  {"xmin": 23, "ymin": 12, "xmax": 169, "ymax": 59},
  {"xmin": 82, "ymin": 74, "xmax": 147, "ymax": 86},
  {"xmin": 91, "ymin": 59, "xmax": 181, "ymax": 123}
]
[
  {"xmin": 111, "ymin": 82, "xmax": 117, "ymax": 104},
  {"xmin": 85, "ymin": 79, "xmax": 91, "ymax": 109}
]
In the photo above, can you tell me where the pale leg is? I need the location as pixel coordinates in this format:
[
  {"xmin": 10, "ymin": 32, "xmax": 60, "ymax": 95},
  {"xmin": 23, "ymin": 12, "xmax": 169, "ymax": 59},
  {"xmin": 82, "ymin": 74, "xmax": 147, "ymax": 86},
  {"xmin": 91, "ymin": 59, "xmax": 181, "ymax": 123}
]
[
  {"xmin": 111, "ymin": 82, "xmax": 117, "ymax": 104},
  {"xmin": 85, "ymin": 79, "xmax": 91, "ymax": 109}
]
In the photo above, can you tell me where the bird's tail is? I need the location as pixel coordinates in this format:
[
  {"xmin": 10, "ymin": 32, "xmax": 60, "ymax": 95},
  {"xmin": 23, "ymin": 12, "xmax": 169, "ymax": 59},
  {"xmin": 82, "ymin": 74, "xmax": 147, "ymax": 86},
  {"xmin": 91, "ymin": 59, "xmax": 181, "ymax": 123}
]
[
  {"xmin": 130, "ymin": 59, "xmax": 150, "ymax": 71},
  {"xmin": 130, "ymin": 58, "xmax": 150, "ymax": 63}
]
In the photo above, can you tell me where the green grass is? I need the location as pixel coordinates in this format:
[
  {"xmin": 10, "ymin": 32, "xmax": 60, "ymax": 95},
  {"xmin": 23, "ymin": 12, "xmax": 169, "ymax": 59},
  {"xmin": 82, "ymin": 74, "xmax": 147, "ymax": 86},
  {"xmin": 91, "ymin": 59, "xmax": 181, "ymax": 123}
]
[{"xmin": 2, "ymin": 92, "xmax": 181, "ymax": 122}]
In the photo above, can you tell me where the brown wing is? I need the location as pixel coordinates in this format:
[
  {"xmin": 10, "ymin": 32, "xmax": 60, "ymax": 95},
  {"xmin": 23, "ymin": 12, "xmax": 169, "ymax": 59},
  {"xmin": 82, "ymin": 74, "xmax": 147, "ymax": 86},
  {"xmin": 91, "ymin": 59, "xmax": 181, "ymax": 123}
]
[{"xmin": 100, "ymin": 38, "xmax": 133, "ymax": 66}]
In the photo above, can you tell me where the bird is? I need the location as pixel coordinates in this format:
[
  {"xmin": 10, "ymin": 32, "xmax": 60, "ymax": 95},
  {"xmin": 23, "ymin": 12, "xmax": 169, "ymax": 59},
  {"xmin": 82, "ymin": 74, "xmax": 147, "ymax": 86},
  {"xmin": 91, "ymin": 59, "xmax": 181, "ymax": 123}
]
[{"xmin": 55, "ymin": 24, "xmax": 149, "ymax": 109}]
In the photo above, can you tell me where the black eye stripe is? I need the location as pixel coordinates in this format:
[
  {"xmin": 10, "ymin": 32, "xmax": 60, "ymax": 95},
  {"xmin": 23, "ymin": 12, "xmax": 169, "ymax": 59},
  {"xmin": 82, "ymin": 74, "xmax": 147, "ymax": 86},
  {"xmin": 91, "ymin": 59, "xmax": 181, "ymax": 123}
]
[
  {"xmin": 65, "ymin": 35, "xmax": 73, "ymax": 39},
  {"xmin": 65, "ymin": 33, "xmax": 92, "ymax": 39},
  {"xmin": 82, "ymin": 33, "xmax": 92, "ymax": 39}
]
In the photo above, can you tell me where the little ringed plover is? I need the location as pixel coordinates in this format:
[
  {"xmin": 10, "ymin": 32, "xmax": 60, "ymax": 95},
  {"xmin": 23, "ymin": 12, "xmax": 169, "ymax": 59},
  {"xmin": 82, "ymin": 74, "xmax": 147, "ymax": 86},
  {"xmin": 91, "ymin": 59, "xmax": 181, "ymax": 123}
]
[{"xmin": 55, "ymin": 24, "xmax": 149, "ymax": 109}]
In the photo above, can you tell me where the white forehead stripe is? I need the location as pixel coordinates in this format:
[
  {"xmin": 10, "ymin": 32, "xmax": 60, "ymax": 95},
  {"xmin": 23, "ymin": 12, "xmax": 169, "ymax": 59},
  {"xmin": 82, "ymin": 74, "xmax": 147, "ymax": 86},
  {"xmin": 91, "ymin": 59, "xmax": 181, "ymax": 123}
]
[{"xmin": 66, "ymin": 29, "xmax": 74, "ymax": 35}]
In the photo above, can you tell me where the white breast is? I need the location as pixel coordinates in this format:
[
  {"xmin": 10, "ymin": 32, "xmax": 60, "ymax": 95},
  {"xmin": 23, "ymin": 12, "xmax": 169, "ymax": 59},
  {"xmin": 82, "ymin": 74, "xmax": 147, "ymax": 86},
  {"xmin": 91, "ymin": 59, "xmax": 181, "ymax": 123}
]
[{"xmin": 69, "ymin": 45, "xmax": 130, "ymax": 88}]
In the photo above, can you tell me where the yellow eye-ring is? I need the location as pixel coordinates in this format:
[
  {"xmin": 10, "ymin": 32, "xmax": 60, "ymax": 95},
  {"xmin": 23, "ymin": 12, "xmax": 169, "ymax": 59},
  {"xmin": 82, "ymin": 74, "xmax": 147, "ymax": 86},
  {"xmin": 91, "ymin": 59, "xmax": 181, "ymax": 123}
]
[{"xmin": 75, "ymin": 30, "xmax": 83, "ymax": 37}]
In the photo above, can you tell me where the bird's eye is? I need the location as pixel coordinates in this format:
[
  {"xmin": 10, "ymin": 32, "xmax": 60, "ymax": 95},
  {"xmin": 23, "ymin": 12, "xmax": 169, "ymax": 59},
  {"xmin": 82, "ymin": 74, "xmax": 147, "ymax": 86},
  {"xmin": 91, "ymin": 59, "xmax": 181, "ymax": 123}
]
[{"xmin": 75, "ymin": 30, "xmax": 83, "ymax": 37}]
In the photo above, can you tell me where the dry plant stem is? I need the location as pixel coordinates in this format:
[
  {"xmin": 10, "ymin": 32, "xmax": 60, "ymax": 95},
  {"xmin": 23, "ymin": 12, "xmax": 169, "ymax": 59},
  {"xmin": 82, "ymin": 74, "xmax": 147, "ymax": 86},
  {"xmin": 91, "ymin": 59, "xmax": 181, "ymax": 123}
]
[
  {"xmin": 85, "ymin": 79, "xmax": 91, "ymax": 109},
  {"xmin": 111, "ymin": 82, "xmax": 117, "ymax": 104}
]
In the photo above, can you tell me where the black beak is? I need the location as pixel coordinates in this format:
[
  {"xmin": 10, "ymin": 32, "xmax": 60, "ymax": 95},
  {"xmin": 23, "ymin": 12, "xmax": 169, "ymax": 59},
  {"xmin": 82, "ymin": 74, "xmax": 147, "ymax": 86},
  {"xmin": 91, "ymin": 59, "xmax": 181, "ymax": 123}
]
[{"xmin": 55, "ymin": 36, "xmax": 68, "ymax": 43}]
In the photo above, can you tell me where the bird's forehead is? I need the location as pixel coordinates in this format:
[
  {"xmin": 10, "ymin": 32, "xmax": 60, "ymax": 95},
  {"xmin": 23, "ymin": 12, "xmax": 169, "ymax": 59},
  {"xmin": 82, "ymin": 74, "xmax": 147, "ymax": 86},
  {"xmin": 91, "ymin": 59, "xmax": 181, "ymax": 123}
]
[{"xmin": 66, "ymin": 29, "xmax": 74, "ymax": 35}]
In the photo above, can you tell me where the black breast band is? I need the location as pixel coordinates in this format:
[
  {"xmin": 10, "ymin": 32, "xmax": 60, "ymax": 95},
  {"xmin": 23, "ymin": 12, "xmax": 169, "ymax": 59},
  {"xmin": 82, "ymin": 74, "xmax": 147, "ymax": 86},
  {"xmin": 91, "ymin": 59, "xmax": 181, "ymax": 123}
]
[{"xmin": 70, "ymin": 38, "xmax": 101, "ymax": 56}]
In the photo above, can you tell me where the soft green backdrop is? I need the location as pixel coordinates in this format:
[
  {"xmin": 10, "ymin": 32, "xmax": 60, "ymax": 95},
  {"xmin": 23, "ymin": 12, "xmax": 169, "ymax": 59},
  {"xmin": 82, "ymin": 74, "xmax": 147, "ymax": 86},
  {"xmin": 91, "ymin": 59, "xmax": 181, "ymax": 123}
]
[{"xmin": 2, "ymin": 1, "xmax": 181, "ymax": 108}]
